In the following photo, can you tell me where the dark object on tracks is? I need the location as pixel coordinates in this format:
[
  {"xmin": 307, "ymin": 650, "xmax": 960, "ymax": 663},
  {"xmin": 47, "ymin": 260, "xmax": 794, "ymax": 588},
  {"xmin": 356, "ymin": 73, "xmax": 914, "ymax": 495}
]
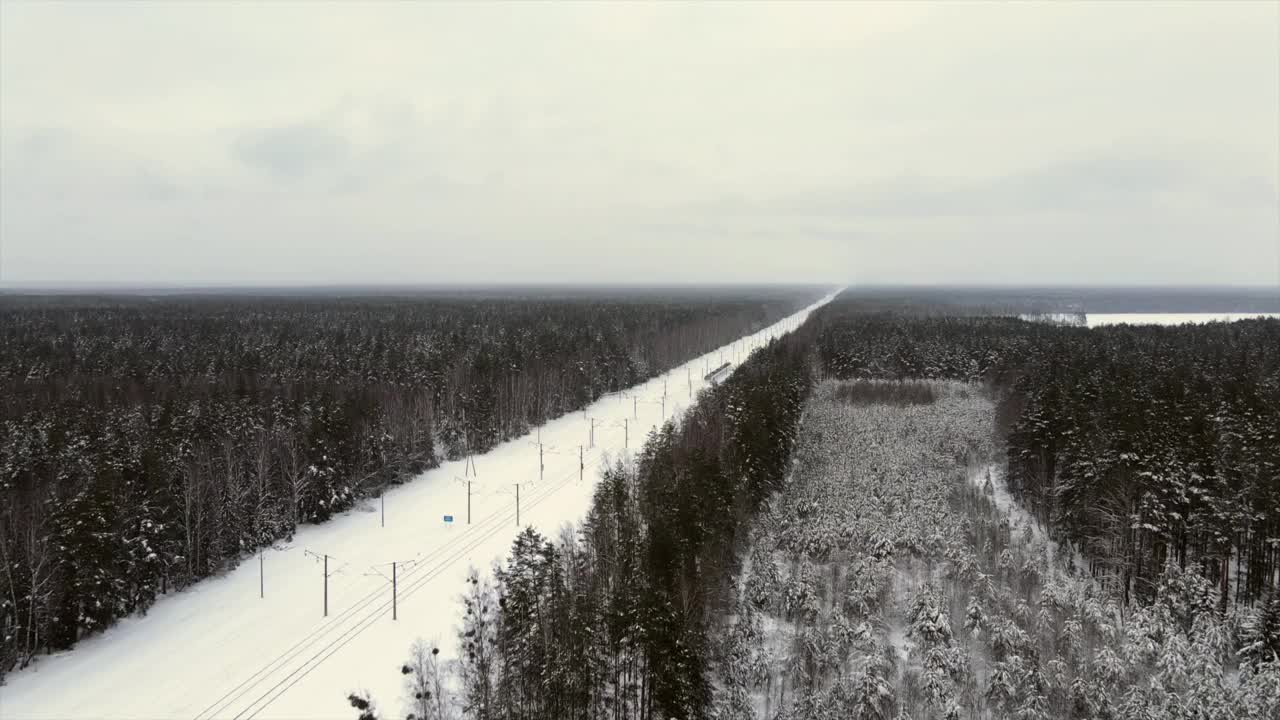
[{"xmin": 704, "ymin": 362, "xmax": 732, "ymax": 384}]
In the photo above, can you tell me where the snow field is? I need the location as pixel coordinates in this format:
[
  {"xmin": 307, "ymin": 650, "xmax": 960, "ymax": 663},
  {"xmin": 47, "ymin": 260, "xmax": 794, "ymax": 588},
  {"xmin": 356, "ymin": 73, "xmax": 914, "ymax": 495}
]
[{"xmin": 1085, "ymin": 312, "xmax": 1279, "ymax": 327}]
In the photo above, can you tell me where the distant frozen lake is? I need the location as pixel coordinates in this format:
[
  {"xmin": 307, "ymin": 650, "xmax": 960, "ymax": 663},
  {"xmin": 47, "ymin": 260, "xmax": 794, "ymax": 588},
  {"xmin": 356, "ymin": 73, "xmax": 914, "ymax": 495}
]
[{"xmin": 1086, "ymin": 312, "xmax": 1280, "ymax": 328}]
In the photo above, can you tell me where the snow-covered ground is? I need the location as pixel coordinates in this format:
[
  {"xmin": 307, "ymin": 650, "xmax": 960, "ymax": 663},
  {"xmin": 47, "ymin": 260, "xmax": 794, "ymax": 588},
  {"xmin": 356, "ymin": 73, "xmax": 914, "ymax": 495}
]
[
  {"xmin": 0, "ymin": 292, "xmax": 838, "ymax": 720},
  {"xmin": 967, "ymin": 462, "xmax": 1087, "ymax": 580},
  {"xmin": 1086, "ymin": 312, "xmax": 1279, "ymax": 327},
  {"xmin": 1018, "ymin": 312, "xmax": 1085, "ymax": 326}
]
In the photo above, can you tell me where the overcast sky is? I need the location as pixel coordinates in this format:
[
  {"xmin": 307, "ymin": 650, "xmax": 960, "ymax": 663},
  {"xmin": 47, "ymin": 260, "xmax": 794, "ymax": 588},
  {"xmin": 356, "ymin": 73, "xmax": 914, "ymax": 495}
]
[{"xmin": 1, "ymin": 1, "xmax": 1277, "ymax": 286}]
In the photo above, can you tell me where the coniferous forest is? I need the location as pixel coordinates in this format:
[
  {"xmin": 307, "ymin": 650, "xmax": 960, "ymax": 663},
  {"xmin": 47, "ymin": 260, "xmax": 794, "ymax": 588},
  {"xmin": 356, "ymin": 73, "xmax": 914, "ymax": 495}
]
[
  {"xmin": 723, "ymin": 379, "xmax": 1279, "ymax": 719},
  {"xmin": 0, "ymin": 287, "xmax": 816, "ymax": 675},
  {"xmin": 363, "ymin": 289, "xmax": 1280, "ymax": 720},
  {"xmin": 4, "ymin": 286, "xmax": 1278, "ymax": 719},
  {"xmin": 813, "ymin": 296, "xmax": 1280, "ymax": 609}
]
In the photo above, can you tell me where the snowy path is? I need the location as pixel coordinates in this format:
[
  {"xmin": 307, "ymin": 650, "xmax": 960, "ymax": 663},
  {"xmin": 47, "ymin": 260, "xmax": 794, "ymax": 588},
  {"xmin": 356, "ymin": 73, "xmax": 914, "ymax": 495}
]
[{"xmin": 0, "ymin": 291, "xmax": 837, "ymax": 720}]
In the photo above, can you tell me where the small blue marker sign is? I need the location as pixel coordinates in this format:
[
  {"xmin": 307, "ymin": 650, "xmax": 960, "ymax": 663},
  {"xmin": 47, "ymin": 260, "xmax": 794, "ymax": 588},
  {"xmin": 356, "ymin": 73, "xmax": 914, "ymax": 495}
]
[{"xmin": 443, "ymin": 515, "xmax": 454, "ymax": 523}]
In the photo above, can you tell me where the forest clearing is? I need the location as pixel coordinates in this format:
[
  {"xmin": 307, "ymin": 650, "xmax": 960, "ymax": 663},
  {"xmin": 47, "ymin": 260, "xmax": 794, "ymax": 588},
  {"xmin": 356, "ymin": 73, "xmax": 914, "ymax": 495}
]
[{"xmin": 716, "ymin": 380, "xmax": 1279, "ymax": 719}]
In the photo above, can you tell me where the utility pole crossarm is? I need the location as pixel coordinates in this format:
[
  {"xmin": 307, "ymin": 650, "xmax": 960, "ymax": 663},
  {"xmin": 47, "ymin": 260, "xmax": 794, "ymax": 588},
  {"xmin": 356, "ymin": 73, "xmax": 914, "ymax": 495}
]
[
  {"xmin": 365, "ymin": 557, "xmax": 414, "ymax": 621},
  {"xmin": 303, "ymin": 549, "xmax": 338, "ymax": 617}
]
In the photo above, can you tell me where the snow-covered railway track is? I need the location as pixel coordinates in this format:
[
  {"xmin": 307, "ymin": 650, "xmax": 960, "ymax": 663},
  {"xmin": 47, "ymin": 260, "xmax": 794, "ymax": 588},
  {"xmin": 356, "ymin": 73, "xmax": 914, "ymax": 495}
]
[{"xmin": 218, "ymin": 455, "xmax": 605, "ymax": 720}]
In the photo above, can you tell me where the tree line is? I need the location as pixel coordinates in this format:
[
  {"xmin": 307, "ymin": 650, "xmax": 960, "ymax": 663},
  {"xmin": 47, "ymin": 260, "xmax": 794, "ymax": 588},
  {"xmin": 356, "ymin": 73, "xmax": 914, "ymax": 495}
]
[{"xmin": 0, "ymin": 288, "xmax": 817, "ymax": 676}]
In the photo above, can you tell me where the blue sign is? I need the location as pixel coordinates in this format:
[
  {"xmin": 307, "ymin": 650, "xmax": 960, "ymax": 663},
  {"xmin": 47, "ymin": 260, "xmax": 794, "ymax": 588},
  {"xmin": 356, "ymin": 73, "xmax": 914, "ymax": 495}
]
[{"xmin": 443, "ymin": 515, "xmax": 454, "ymax": 523}]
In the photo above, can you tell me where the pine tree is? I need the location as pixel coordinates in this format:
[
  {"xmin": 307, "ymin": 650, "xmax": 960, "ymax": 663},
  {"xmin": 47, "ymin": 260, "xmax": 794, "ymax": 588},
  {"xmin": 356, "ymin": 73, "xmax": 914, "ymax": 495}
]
[
  {"xmin": 1242, "ymin": 591, "xmax": 1280, "ymax": 666},
  {"xmin": 49, "ymin": 482, "xmax": 124, "ymax": 647},
  {"xmin": 494, "ymin": 527, "xmax": 553, "ymax": 717}
]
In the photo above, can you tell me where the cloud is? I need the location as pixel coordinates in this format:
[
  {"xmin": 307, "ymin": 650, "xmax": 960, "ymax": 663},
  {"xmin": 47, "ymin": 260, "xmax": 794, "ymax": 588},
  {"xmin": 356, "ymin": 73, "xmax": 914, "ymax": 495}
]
[
  {"xmin": 777, "ymin": 147, "xmax": 1279, "ymax": 221},
  {"xmin": 233, "ymin": 123, "xmax": 350, "ymax": 181},
  {"xmin": 1, "ymin": 2, "xmax": 1276, "ymax": 285}
]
